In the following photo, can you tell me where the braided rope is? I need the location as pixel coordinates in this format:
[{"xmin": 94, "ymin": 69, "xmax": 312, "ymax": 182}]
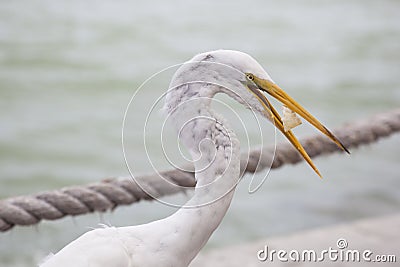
[{"xmin": 0, "ymin": 109, "xmax": 399, "ymax": 232}]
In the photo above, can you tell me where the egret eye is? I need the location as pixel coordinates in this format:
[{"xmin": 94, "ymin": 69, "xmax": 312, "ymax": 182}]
[{"xmin": 246, "ymin": 73, "xmax": 254, "ymax": 81}]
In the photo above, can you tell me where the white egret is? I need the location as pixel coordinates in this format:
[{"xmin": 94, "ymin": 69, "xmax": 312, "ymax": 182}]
[{"xmin": 40, "ymin": 50, "xmax": 348, "ymax": 267}]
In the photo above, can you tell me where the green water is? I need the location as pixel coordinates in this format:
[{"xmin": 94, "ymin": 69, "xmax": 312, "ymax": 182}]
[{"xmin": 1, "ymin": 0, "xmax": 399, "ymax": 265}]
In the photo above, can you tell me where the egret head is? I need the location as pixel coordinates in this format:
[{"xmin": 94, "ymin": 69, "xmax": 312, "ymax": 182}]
[{"xmin": 169, "ymin": 50, "xmax": 349, "ymax": 177}]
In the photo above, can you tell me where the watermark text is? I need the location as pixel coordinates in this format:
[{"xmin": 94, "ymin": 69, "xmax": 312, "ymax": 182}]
[{"xmin": 257, "ymin": 238, "xmax": 397, "ymax": 263}]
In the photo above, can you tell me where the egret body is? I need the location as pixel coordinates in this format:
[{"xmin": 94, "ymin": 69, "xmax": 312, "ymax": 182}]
[{"xmin": 40, "ymin": 50, "xmax": 347, "ymax": 267}]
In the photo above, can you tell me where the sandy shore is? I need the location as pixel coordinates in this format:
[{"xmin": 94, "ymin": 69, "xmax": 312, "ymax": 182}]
[{"xmin": 191, "ymin": 214, "xmax": 399, "ymax": 266}]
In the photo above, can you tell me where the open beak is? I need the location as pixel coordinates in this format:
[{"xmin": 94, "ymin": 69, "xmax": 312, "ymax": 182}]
[{"xmin": 246, "ymin": 74, "xmax": 349, "ymax": 178}]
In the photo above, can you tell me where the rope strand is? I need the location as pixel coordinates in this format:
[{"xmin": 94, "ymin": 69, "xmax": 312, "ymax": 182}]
[{"xmin": 0, "ymin": 109, "xmax": 399, "ymax": 232}]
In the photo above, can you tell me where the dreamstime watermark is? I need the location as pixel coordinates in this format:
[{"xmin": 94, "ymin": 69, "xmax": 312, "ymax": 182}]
[{"xmin": 257, "ymin": 238, "xmax": 397, "ymax": 263}]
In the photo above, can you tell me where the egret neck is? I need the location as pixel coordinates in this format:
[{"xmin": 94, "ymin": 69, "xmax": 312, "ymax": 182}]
[{"xmin": 162, "ymin": 82, "xmax": 241, "ymax": 264}]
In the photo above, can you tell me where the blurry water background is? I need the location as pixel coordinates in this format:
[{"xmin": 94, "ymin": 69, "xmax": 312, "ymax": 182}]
[{"xmin": 1, "ymin": 0, "xmax": 399, "ymax": 265}]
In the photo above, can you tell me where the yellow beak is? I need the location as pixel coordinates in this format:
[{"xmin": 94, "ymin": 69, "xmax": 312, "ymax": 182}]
[{"xmin": 246, "ymin": 74, "xmax": 349, "ymax": 178}]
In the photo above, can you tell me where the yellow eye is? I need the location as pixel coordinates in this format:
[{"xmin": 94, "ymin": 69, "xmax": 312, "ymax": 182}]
[{"xmin": 246, "ymin": 73, "xmax": 254, "ymax": 81}]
